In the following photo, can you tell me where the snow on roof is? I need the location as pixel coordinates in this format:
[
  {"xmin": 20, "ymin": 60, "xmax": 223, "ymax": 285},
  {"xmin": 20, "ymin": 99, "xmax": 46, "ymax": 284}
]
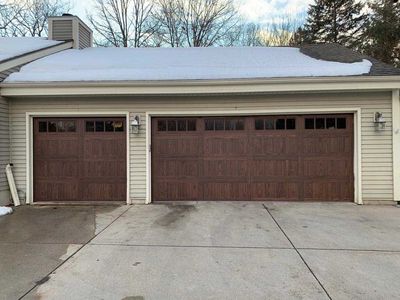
[
  {"xmin": 0, "ymin": 37, "xmax": 62, "ymax": 62},
  {"xmin": 5, "ymin": 46, "xmax": 372, "ymax": 83}
]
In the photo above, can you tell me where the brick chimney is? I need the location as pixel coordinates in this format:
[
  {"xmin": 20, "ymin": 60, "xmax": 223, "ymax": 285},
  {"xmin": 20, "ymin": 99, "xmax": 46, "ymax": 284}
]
[{"xmin": 48, "ymin": 14, "xmax": 93, "ymax": 49}]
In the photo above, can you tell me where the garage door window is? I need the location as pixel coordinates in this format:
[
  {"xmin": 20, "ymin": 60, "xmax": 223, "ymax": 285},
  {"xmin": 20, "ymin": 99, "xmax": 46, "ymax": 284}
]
[
  {"xmin": 38, "ymin": 120, "xmax": 76, "ymax": 133},
  {"xmin": 38, "ymin": 121, "xmax": 47, "ymax": 132},
  {"xmin": 86, "ymin": 120, "xmax": 124, "ymax": 132},
  {"xmin": 305, "ymin": 117, "xmax": 347, "ymax": 130},
  {"xmin": 157, "ymin": 119, "xmax": 196, "ymax": 132},
  {"xmin": 255, "ymin": 118, "xmax": 296, "ymax": 130},
  {"xmin": 337, "ymin": 118, "xmax": 347, "ymax": 129},
  {"xmin": 205, "ymin": 119, "xmax": 244, "ymax": 131}
]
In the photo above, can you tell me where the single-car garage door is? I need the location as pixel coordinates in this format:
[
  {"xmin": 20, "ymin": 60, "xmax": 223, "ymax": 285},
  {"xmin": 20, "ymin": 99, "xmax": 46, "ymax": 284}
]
[
  {"xmin": 34, "ymin": 117, "xmax": 126, "ymax": 202},
  {"xmin": 152, "ymin": 115, "xmax": 354, "ymax": 202}
]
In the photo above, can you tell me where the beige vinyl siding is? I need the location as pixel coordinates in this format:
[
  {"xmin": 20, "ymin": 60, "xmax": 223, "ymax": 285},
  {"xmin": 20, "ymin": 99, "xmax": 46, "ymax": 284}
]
[
  {"xmin": 51, "ymin": 20, "xmax": 73, "ymax": 41},
  {"xmin": 0, "ymin": 96, "xmax": 10, "ymax": 205},
  {"xmin": 78, "ymin": 23, "xmax": 91, "ymax": 49},
  {"xmin": 8, "ymin": 91, "xmax": 394, "ymax": 203}
]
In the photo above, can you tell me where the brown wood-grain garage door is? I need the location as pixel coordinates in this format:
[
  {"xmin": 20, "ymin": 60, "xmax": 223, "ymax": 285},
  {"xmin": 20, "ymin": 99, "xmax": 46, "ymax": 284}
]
[
  {"xmin": 152, "ymin": 115, "xmax": 354, "ymax": 202},
  {"xmin": 34, "ymin": 117, "xmax": 126, "ymax": 202}
]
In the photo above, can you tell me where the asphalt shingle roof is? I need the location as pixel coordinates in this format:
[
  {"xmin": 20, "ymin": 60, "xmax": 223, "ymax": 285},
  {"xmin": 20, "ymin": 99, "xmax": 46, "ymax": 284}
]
[{"xmin": 300, "ymin": 43, "xmax": 400, "ymax": 76}]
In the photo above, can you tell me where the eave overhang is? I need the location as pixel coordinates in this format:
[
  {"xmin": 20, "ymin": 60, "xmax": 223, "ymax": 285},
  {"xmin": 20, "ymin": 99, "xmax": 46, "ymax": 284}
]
[
  {"xmin": 1, "ymin": 75, "xmax": 400, "ymax": 97},
  {"xmin": 0, "ymin": 41, "xmax": 73, "ymax": 73}
]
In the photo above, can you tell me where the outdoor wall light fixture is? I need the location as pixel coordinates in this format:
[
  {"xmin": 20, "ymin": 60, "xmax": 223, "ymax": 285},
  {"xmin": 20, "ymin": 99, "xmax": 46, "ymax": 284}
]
[
  {"xmin": 374, "ymin": 112, "xmax": 386, "ymax": 130},
  {"xmin": 131, "ymin": 115, "xmax": 141, "ymax": 133}
]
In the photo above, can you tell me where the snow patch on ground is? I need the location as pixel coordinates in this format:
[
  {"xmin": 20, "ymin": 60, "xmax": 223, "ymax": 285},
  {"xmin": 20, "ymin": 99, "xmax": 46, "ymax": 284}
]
[
  {"xmin": 5, "ymin": 47, "xmax": 372, "ymax": 82},
  {"xmin": 0, "ymin": 206, "xmax": 13, "ymax": 216},
  {"xmin": 0, "ymin": 37, "xmax": 61, "ymax": 62}
]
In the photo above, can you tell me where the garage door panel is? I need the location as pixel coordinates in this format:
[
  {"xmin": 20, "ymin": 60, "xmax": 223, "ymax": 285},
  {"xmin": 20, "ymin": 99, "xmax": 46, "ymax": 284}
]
[
  {"xmin": 303, "ymin": 159, "xmax": 353, "ymax": 178},
  {"xmin": 251, "ymin": 136, "xmax": 298, "ymax": 155},
  {"xmin": 153, "ymin": 159, "xmax": 200, "ymax": 178},
  {"xmin": 251, "ymin": 182, "xmax": 300, "ymax": 201},
  {"xmin": 35, "ymin": 139, "xmax": 80, "ymax": 158},
  {"xmin": 83, "ymin": 138, "xmax": 126, "ymax": 159},
  {"xmin": 251, "ymin": 159, "xmax": 300, "ymax": 177},
  {"xmin": 304, "ymin": 181, "xmax": 353, "ymax": 201},
  {"xmin": 303, "ymin": 136, "xmax": 353, "ymax": 155},
  {"xmin": 153, "ymin": 182, "xmax": 202, "ymax": 201},
  {"xmin": 203, "ymin": 159, "xmax": 248, "ymax": 178},
  {"xmin": 153, "ymin": 137, "xmax": 201, "ymax": 157},
  {"xmin": 35, "ymin": 160, "xmax": 79, "ymax": 178},
  {"xmin": 203, "ymin": 137, "xmax": 248, "ymax": 156},
  {"xmin": 204, "ymin": 183, "xmax": 249, "ymax": 201},
  {"xmin": 82, "ymin": 183, "xmax": 126, "ymax": 201},
  {"xmin": 82, "ymin": 160, "xmax": 126, "ymax": 178},
  {"xmin": 34, "ymin": 182, "xmax": 79, "ymax": 202}
]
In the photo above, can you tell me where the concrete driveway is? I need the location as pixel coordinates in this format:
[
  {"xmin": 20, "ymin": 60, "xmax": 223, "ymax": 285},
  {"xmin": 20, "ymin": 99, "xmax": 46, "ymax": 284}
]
[{"xmin": 1, "ymin": 202, "xmax": 400, "ymax": 300}]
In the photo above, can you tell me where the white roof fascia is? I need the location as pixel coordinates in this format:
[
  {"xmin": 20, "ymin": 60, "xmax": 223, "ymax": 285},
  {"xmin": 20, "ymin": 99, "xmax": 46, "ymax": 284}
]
[{"xmin": 1, "ymin": 76, "xmax": 400, "ymax": 97}]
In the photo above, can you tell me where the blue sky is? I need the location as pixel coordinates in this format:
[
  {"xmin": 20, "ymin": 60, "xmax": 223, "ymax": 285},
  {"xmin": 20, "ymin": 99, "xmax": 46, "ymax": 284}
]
[{"xmin": 70, "ymin": 0, "xmax": 313, "ymax": 25}]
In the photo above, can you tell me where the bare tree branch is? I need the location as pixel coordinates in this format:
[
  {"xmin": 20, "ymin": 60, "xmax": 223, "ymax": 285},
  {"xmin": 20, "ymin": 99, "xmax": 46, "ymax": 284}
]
[
  {"xmin": 151, "ymin": 0, "xmax": 184, "ymax": 47},
  {"xmin": 87, "ymin": 0, "xmax": 158, "ymax": 47},
  {"xmin": 153, "ymin": 0, "xmax": 239, "ymax": 47},
  {"xmin": 14, "ymin": 0, "xmax": 71, "ymax": 37},
  {"xmin": 0, "ymin": 1, "xmax": 24, "ymax": 37}
]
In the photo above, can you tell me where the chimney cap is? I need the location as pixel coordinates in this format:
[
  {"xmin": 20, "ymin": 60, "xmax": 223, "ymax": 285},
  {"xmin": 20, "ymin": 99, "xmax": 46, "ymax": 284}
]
[{"xmin": 62, "ymin": 13, "xmax": 74, "ymax": 17}]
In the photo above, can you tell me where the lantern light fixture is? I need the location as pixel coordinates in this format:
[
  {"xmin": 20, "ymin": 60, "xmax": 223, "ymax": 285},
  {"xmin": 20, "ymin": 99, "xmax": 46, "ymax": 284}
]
[
  {"xmin": 131, "ymin": 115, "xmax": 141, "ymax": 133},
  {"xmin": 374, "ymin": 112, "xmax": 386, "ymax": 130}
]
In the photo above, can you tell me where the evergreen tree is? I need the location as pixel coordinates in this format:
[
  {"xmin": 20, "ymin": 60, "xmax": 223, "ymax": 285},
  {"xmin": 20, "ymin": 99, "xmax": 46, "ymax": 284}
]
[
  {"xmin": 300, "ymin": 0, "xmax": 366, "ymax": 48},
  {"xmin": 363, "ymin": 0, "xmax": 400, "ymax": 67},
  {"xmin": 290, "ymin": 26, "xmax": 307, "ymax": 46}
]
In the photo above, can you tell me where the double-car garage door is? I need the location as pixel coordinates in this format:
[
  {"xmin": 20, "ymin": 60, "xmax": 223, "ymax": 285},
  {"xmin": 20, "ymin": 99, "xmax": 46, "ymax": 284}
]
[
  {"xmin": 33, "ymin": 114, "xmax": 354, "ymax": 202},
  {"xmin": 152, "ymin": 115, "xmax": 354, "ymax": 202}
]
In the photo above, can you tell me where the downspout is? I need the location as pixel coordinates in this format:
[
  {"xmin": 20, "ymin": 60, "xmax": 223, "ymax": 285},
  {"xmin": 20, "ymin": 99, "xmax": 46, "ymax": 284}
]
[
  {"xmin": 6, "ymin": 164, "xmax": 20, "ymax": 206},
  {"xmin": 6, "ymin": 100, "xmax": 20, "ymax": 206},
  {"xmin": 8, "ymin": 96, "xmax": 11, "ymax": 187},
  {"xmin": 393, "ymin": 89, "xmax": 400, "ymax": 204}
]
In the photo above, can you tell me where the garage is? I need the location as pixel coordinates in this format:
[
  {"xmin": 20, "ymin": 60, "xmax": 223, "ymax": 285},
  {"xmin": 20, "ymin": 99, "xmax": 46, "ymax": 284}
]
[
  {"xmin": 152, "ymin": 115, "xmax": 354, "ymax": 202},
  {"xmin": 33, "ymin": 117, "xmax": 126, "ymax": 202}
]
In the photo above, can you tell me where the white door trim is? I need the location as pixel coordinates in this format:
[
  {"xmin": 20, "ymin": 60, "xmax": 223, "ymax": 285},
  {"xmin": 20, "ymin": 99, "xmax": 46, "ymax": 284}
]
[
  {"xmin": 25, "ymin": 111, "xmax": 131, "ymax": 204},
  {"xmin": 146, "ymin": 108, "xmax": 362, "ymax": 204}
]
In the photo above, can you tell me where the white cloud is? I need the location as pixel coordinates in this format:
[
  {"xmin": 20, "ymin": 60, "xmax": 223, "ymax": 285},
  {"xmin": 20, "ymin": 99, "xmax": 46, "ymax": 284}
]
[
  {"xmin": 236, "ymin": 0, "xmax": 275, "ymax": 22},
  {"xmin": 70, "ymin": 0, "xmax": 93, "ymax": 22},
  {"xmin": 236, "ymin": 0, "xmax": 313, "ymax": 24},
  {"xmin": 285, "ymin": 0, "xmax": 314, "ymax": 14}
]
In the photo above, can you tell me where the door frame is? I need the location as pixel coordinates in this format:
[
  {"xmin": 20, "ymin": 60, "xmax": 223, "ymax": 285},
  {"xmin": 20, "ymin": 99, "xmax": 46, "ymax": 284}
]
[
  {"xmin": 26, "ymin": 111, "xmax": 131, "ymax": 204},
  {"xmin": 146, "ymin": 108, "xmax": 362, "ymax": 204}
]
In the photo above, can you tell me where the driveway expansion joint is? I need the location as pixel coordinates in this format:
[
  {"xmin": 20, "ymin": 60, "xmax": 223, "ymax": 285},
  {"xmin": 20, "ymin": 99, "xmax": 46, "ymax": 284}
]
[
  {"xmin": 87, "ymin": 242, "xmax": 400, "ymax": 253},
  {"xmin": 0, "ymin": 242, "xmax": 85, "ymax": 246},
  {"xmin": 262, "ymin": 204, "xmax": 332, "ymax": 300},
  {"xmin": 297, "ymin": 247, "xmax": 400, "ymax": 253},
  {"xmin": 88, "ymin": 243, "xmax": 295, "ymax": 250},
  {"xmin": 18, "ymin": 205, "xmax": 132, "ymax": 300}
]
